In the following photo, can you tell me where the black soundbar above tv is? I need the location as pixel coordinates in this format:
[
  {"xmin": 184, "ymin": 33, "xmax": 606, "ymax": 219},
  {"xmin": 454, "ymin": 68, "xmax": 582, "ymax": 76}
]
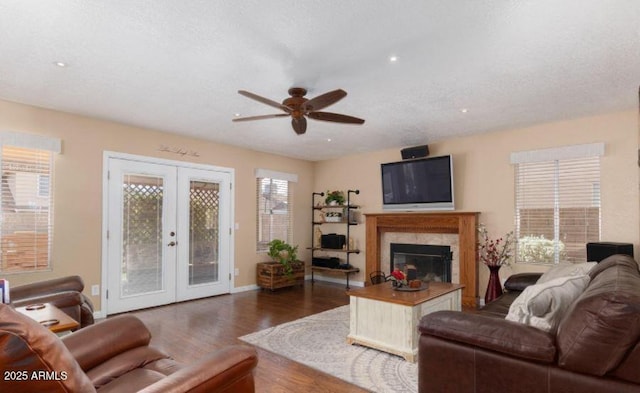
[{"xmin": 381, "ymin": 155, "xmax": 454, "ymax": 211}]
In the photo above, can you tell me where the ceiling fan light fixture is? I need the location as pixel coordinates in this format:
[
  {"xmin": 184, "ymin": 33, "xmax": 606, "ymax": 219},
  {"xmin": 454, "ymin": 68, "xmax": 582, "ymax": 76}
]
[{"xmin": 233, "ymin": 88, "xmax": 365, "ymax": 135}]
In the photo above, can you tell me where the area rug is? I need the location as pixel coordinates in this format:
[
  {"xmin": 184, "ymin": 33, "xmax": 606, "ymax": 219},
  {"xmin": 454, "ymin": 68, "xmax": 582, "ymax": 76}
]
[{"xmin": 238, "ymin": 305, "xmax": 417, "ymax": 393}]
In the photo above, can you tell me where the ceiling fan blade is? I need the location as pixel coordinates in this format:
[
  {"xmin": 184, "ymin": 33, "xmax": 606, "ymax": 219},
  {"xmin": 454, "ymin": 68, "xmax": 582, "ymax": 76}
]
[
  {"xmin": 238, "ymin": 90, "xmax": 291, "ymax": 113},
  {"xmin": 232, "ymin": 114, "xmax": 289, "ymax": 122},
  {"xmin": 307, "ymin": 111, "xmax": 365, "ymax": 124},
  {"xmin": 292, "ymin": 117, "xmax": 307, "ymax": 135},
  {"xmin": 302, "ymin": 89, "xmax": 347, "ymax": 112}
]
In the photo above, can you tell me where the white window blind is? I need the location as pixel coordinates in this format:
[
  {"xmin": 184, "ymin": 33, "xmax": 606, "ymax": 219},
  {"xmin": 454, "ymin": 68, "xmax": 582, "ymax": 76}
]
[
  {"xmin": 0, "ymin": 145, "xmax": 56, "ymax": 272},
  {"xmin": 512, "ymin": 144, "xmax": 602, "ymax": 264},
  {"xmin": 255, "ymin": 170, "xmax": 296, "ymax": 252}
]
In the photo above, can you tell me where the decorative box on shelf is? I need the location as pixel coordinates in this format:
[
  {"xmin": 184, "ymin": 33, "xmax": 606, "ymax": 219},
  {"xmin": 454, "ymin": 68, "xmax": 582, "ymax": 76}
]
[
  {"xmin": 256, "ymin": 261, "xmax": 305, "ymax": 290},
  {"xmin": 324, "ymin": 212, "xmax": 343, "ymax": 222}
]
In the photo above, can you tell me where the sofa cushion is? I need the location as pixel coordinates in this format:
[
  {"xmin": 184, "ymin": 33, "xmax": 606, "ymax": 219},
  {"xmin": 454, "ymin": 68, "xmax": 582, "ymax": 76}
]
[
  {"xmin": 536, "ymin": 261, "xmax": 596, "ymax": 284},
  {"xmin": 479, "ymin": 291, "xmax": 521, "ymax": 318},
  {"xmin": 63, "ymin": 314, "xmax": 152, "ymax": 371},
  {"xmin": 556, "ymin": 254, "xmax": 640, "ymax": 376},
  {"xmin": 86, "ymin": 346, "xmax": 170, "ymax": 389},
  {"xmin": 612, "ymin": 341, "xmax": 640, "ymax": 384},
  {"xmin": 589, "ymin": 253, "xmax": 640, "ymax": 280},
  {"xmin": 505, "ymin": 274, "xmax": 590, "ymax": 333},
  {"xmin": 419, "ymin": 311, "xmax": 556, "ymax": 363},
  {"xmin": 95, "ymin": 368, "xmax": 166, "ymax": 393},
  {"xmin": 503, "ymin": 272, "xmax": 542, "ymax": 292}
]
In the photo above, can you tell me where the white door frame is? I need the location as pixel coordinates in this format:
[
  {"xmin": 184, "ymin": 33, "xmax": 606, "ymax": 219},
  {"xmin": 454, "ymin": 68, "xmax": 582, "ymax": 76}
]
[{"xmin": 101, "ymin": 151, "xmax": 235, "ymax": 316}]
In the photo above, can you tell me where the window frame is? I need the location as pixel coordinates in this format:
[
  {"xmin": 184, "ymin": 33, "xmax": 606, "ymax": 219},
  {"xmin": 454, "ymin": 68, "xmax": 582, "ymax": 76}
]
[
  {"xmin": 0, "ymin": 131, "xmax": 60, "ymax": 274},
  {"xmin": 255, "ymin": 169, "xmax": 298, "ymax": 253},
  {"xmin": 511, "ymin": 143, "xmax": 604, "ymax": 264}
]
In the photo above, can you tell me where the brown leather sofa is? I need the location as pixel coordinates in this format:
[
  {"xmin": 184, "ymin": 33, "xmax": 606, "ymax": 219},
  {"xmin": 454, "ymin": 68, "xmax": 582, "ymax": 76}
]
[
  {"xmin": 479, "ymin": 271, "xmax": 542, "ymax": 318},
  {"xmin": 0, "ymin": 303, "xmax": 258, "ymax": 392},
  {"xmin": 418, "ymin": 254, "xmax": 640, "ymax": 393},
  {"xmin": 10, "ymin": 275, "xmax": 95, "ymax": 329}
]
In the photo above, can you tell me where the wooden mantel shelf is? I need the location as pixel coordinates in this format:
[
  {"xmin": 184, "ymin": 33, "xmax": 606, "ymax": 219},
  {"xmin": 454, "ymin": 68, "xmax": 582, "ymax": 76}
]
[{"xmin": 365, "ymin": 211, "xmax": 479, "ymax": 307}]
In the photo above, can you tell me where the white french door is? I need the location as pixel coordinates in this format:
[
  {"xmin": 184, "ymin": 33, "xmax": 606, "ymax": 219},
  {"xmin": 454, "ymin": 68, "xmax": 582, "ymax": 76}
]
[
  {"xmin": 176, "ymin": 167, "xmax": 231, "ymax": 301},
  {"xmin": 105, "ymin": 155, "xmax": 232, "ymax": 314}
]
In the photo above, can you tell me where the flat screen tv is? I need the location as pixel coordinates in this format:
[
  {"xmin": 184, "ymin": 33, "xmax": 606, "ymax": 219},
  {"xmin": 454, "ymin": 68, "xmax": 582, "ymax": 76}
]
[{"xmin": 381, "ymin": 155, "xmax": 454, "ymax": 211}]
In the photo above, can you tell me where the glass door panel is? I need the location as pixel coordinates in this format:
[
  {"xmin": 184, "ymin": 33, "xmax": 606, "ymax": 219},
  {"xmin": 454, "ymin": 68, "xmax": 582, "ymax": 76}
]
[
  {"xmin": 121, "ymin": 174, "xmax": 164, "ymax": 296},
  {"xmin": 188, "ymin": 180, "xmax": 219, "ymax": 285}
]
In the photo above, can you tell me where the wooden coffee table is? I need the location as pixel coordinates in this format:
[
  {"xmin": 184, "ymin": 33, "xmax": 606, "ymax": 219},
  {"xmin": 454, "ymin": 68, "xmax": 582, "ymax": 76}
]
[
  {"xmin": 15, "ymin": 302, "xmax": 79, "ymax": 334},
  {"xmin": 346, "ymin": 281, "xmax": 464, "ymax": 362}
]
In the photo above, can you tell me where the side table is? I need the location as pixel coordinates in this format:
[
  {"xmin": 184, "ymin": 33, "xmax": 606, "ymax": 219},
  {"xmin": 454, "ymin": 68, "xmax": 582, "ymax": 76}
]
[{"xmin": 15, "ymin": 302, "xmax": 79, "ymax": 334}]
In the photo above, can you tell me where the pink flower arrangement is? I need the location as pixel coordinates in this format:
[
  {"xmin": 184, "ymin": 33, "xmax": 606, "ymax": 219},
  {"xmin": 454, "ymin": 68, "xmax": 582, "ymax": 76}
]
[{"xmin": 478, "ymin": 226, "xmax": 515, "ymax": 267}]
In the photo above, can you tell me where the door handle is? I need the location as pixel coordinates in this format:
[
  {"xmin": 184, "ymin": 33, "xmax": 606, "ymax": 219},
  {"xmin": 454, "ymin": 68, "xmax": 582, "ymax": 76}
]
[{"xmin": 168, "ymin": 241, "xmax": 177, "ymax": 247}]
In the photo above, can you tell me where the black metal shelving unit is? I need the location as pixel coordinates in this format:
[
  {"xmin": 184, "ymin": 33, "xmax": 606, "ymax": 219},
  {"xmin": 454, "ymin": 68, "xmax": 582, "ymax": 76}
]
[{"xmin": 310, "ymin": 189, "xmax": 360, "ymax": 288}]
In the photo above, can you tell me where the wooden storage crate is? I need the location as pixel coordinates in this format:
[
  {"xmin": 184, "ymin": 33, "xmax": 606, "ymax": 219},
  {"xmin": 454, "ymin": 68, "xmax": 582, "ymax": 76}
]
[{"xmin": 257, "ymin": 261, "xmax": 305, "ymax": 290}]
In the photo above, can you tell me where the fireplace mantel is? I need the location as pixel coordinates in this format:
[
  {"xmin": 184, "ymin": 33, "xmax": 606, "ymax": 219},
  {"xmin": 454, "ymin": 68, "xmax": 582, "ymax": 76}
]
[{"xmin": 365, "ymin": 212, "xmax": 479, "ymax": 307}]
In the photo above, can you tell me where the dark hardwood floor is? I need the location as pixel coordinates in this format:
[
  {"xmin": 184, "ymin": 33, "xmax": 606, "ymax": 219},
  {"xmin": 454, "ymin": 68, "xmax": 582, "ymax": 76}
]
[{"xmin": 124, "ymin": 280, "xmax": 369, "ymax": 393}]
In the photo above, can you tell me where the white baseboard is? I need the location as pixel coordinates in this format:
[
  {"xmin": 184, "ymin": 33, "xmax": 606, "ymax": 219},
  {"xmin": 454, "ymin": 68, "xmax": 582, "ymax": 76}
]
[
  {"xmin": 235, "ymin": 276, "xmax": 365, "ymax": 292},
  {"xmin": 93, "ymin": 310, "xmax": 106, "ymax": 320},
  {"xmin": 310, "ymin": 275, "xmax": 365, "ymax": 288},
  {"xmin": 232, "ymin": 284, "xmax": 260, "ymax": 293}
]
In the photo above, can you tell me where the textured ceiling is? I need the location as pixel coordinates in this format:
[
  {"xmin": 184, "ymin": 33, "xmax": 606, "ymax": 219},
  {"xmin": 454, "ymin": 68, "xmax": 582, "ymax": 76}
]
[{"xmin": 0, "ymin": 1, "xmax": 639, "ymax": 161}]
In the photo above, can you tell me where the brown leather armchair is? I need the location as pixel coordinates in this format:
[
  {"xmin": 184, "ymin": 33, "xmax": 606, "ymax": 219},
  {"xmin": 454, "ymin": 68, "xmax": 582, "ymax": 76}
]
[
  {"xmin": 10, "ymin": 275, "xmax": 95, "ymax": 329},
  {"xmin": 0, "ymin": 303, "xmax": 258, "ymax": 392}
]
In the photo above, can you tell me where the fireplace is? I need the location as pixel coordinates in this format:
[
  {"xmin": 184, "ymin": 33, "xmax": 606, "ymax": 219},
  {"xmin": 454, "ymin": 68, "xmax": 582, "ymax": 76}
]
[
  {"xmin": 390, "ymin": 243, "xmax": 452, "ymax": 283},
  {"xmin": 365, "ymin": 212, "xmax": 479, "ymax": 307}
]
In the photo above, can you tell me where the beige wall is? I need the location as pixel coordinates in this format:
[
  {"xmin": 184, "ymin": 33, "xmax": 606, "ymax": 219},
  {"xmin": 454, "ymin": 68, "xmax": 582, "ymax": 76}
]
[
  {"xmin": 313, "ymin": 110, "xmax": 639, "ymax": 298},
  {"xmin": 3, "ymin": 97, "xmax": 637, "ymax": 308},
  {"xmin": 0, "ymin": 99, "xmax": 314, "ymax": 311}
]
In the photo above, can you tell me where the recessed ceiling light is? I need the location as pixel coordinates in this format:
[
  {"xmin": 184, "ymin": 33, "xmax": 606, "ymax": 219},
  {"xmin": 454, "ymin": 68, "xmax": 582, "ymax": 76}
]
[
  {"xmin": 327, "ymin": 138, "xmax": 332, "ymax": 142},
  {"xmin": 389, "ymin": 56, "xmax": 398, "ymax": 63},
  {"xmin": 460, "ymin": 108, "xmax": 468, "ymax": 113},
  {"xmin": 234, "ymin": 113, "xmax": 241, "ymax": 117},
  {"xmin": 54, "ymin": 61, "xmax": 67, "ymax": 67}
]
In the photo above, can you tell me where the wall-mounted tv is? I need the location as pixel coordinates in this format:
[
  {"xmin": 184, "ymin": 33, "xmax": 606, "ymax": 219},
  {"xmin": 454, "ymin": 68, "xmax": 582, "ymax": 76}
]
[{"xmin": 381, "ymin": 155, "xmax": 454, "ymax": 211}]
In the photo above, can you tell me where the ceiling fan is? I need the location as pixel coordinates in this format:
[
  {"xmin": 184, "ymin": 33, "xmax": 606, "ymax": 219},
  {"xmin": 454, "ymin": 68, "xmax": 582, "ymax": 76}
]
[{"xmin": 232, "ymin": 87, "xmax": 365, "ymax": 135}]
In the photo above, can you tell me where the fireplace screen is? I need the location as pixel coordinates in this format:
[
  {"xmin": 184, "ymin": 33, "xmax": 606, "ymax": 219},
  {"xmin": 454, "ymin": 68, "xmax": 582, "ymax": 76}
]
[{"xmin": 390, "ymin": 243, "xmax": 452, "ymax": 283}]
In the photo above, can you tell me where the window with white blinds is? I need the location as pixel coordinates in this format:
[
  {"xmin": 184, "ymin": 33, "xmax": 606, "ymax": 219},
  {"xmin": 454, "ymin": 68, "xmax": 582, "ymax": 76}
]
[
  {"xmin": 255, "ymin": 169, "xmax": 297, "ymax": 252},
  {"xmin": 512, "ymin": 143, "xmax": 603, "ymax": 264},
  {"xmin": 0, "ymin": 132, "xmax": 60, "ymax": 273}
]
